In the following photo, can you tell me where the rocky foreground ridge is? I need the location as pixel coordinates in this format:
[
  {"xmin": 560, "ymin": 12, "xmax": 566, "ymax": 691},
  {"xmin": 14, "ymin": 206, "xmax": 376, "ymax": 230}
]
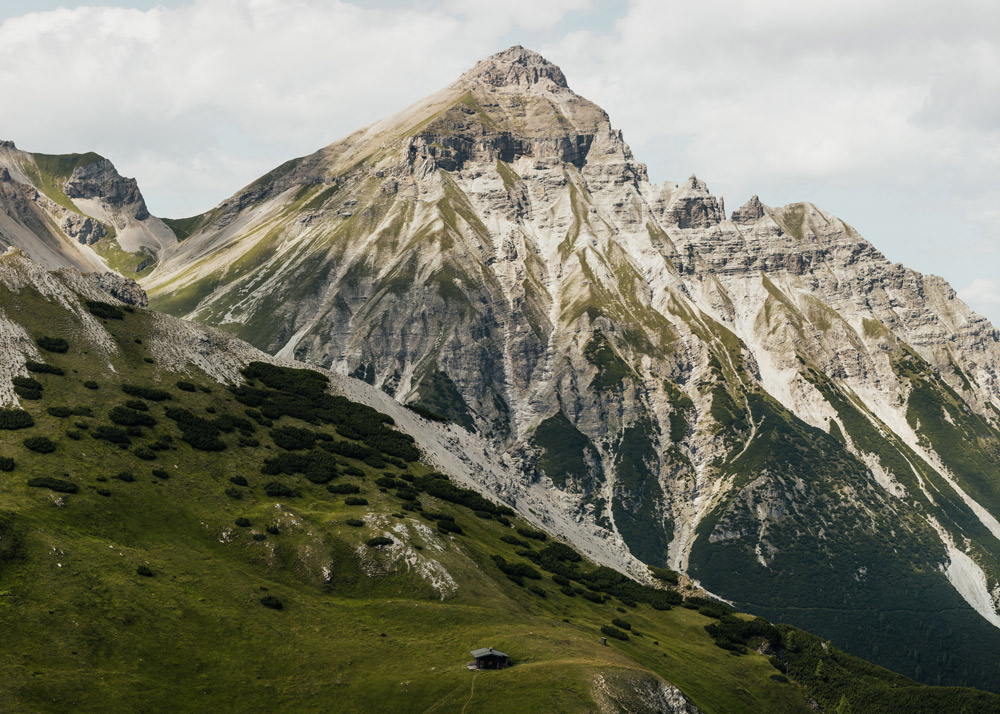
[{"xmin": 3, "ymin": 47, "xmax": 1000, "ymax": 691}]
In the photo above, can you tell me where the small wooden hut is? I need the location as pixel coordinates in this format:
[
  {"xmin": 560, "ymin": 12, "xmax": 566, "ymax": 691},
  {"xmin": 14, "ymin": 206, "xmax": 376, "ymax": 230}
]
[{"xmin": 470, "ymin": 647, "xmax": 509, "ymax": 670}]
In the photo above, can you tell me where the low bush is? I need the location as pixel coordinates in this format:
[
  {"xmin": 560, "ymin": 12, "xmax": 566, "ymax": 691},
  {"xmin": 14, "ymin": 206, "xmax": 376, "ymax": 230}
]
[
  {"xmin": 238, "ymin": 436, "xmax": 260, "ymax": 447},
  {"xmin": 265, "ymin": 525, "xmax": 280, "ymax": 535},
  {"xmin": 0, "ymin": 457, "xmax": 14, "ymax": 472},
  {"xmin": 37, "ymin": 336, "xmax": 69, "ymax": 353},
  {"xmin": 344, "ymin": 496, "xmax": 368, "ymax": 506},
  {"xmin": 560, "ymin": 586, "xmax": 577, "ymax": 597},
  {"xmin": 72, "ymin": 407, "xmax": 93, "ymax": 417},
  {"xmin": 263, "ymin": 481, "xmax": 298, "ymax": 498},
  {"xmin": 517, "ymin": 527, "xmax": 548, "ymax": 541},
  {"xmin": 83, "ymin": 381, "xmax": 99, "ymax": 390},
  {"xmin": 581, "ymin": 590, "xmax": 605, "ymax": 603},
  {"xmin": 113, "ymin": 471, "xmax": 135, "ymax": 482},
  {"xmin": 133, "ymin": 447, "xmax": 156, "ymax": 460},
  {"xmin": 346, "ymin": 518, "xmax": 364, "ymax": 527},
  {"xmin": 229, "ymin": 475, "xmax": 249, "ymax": 487},
  {"xmin": 13, "ymin": 376, "xmax": 41, "ymax": 400},
  {"xmin": 126, "ymin": 426, "xmax": 144, "ymax": 437},
  {"xmin": 235, "ymin": 517, "xmax": 251, "ymax": 527},
  {"xmin": 611, "ymin": 618, "xmax": 632, "ymax": 631},
  {"xmin": 122, "ymin": 384, "xmax": 172, "ymax": 401},
  {"xmin": 500, "ymin": 535, "xmax": 529, "ymax": 548},
  {"xmin": 151, "ymin": 469, "xmax": 169, "ymax": 479},
  {"xmin": 260, "ymin": 595, "xmax": 283, "ymax": 610},
  {"xmin": 96, "ymin": 488, "xmax": 111, "ymax": 497},
  {"xmin": 124, "ymin": 400, "xmax": 148, "ymax": 411},
  {"xmin": 251, "ymin": 533, "xmax": 266, "ymax": 541},
  {"xmin": 601, "ymin": 625, "xmax": 629, "ymax": 641},
  {"xmin": 47, "ymin": 406, "xmax": 72, "ymax": 418},
  {"xmin": 136, "ymin": 565, "xmax": 154, "ymax": 577},
  {"xmin": 92, "ymin": 425, "xmax": 130, "ymax": 444},
  {"xmin": 176, "ymin": 381, "xmax": 197, "ymax": 392},
  {"xmin": 66, "ymin": 430, "xmax": 82, "ymax": 440},
  {"xmin": 25, "ymin": 361, "xmax": 63, "ymax": 375},
  {"xmin": 85, "ymin": 300, "xmax": 125, "ymax": 320},
  {"xmin": 326, "ymin": 483, "xmax": 360, "ymax": 494},
  {"xmin": 270, "ymin": 425, "xmax": 316, "ymax": 450},
  {"xmin": 366, "ymin": 536, "xmax": 393, "ymax": 548},
  {"xmin": 23, "ymin": 436, "xmax": 55, "ymax": 453},
  {"xmin": 437, "ymin": 520, "xmax": 464, "ymax": 535},
  {"xmin": 109, "ymin": 406, "xmax": 157, "ymax": 428},
  {"xmin": 527, "ymin": 585, "xmax": 547, "ymax": 598},
  {"xmin": 225, "ymin": 487, "xmax": 243, "ymax": 500},
  {"xmin": 27, "ymin": 476, "xmax": 76, "ymax": 493}
]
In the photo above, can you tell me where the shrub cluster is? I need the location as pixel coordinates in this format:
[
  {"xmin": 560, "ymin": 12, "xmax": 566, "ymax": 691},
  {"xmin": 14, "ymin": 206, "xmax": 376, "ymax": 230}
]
[
  {"xmin": 345, "ymin": 518, "xmax": 364, "ymax": 527},
  {"xmin": 260, "ymin": 595, "xmax": 283, "ymax": 610},
  {"xmin": 23, "ymin": 436, "xmax": 55, "ymax": 453},
  {"xmin": 0, "ymin": 457, "xmax": 14, "ymax": 472},
  {"xmin": 26, "ymin": 476, "xmax": 76, "ymax": 493},
  {"xmin": 176, "ymin": 381, "xmax": 197, "ymax": 392},
  {"xmin": 491, "ymin": 555, "xmax": 542, "ymax": 586},
  {"xmin": 366, "ymin": 536, "xmax": 393, "ymax": 548},
  {"xmin": 601, "ymin": 625, "xmax": 629, "ymax": 641},
  {"xmin": 136, "ymin": 565, "xmax": 154, "ymax": 577},
  {"xmin": 516, "ymin": 527, "xmax": 548, "ymax": 541},
  {"xmin": 86, "ymin": 300, "xmax": 125, "ymax": 320},
  {"xmin": 263, "ymin": 481, "xmax": 298, "ymax": 498},
  {"xmin": 92, "ymin": 425, "xmax": 130, "ymax": 445},
  {"xmin": 25, "ymin": 361, "xmax": 63, "ymax": 375},
  {"xmin": 261, "ymin": 449, "xmax": 339, "ymax": 484},
  {"xmin": 47, "ymin": 406, "xmax": 72, "ymax": 418},
  {"xmin": 122, "ymin": 384, "xmax": 172, "ymax": 401},
  {"xmin": 83, "ymin": 381, "xmax": 99, "ymax": 390},
  {"xmin": 109, "ymin": 406, "xmax": 157, "ymax": 428},
  {"xmin": 344, "ymin": 496, "xmax": 368, "ymax": 506},
  {"xmin": 0, "ymin": 409, "xmax": 34, "ymax": 430},
  {"xmin": 13, "ymin": 376, "xmax": 42, "ymax": 400},
  {"xmin": 235, "ymin": 517, "xmax": 251, "ymax": 527},
  {"xmin": 270, "ymin": 425, "xmax": 317, "ymax": 450},
  {"xmin": 164, "ymin": 407, "xmax": 226, "ymax": 451},
  {"xmin": 37, "ymin": 336, "xmax": 69, "ymax": 353},
  {"xmin": 326, "ymin": 483, "xmax": 360, "ymax": 494}
]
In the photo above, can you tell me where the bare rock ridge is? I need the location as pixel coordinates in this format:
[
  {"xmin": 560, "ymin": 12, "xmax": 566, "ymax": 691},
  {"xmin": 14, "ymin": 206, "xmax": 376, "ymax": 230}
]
[
  {"xmin": 5, "ymin": 47, "xmax": 1000, "ymax": 693},
  {"xmin": 459, "ymin": 45, "xmax": 570, "ymax": 89}
]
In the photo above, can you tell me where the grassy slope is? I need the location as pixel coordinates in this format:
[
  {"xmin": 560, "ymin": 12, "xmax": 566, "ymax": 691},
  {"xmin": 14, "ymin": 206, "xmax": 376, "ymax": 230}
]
[{"xmin": 0, "ymin": 286, "xmax": 810, "ymax": 714}]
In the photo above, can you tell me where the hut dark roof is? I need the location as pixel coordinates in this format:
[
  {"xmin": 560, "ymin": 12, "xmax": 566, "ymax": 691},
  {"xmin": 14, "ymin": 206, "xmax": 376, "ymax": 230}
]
[{"xmin": 470, "ymin": 647, "xmax": 508, "ymax": 658}]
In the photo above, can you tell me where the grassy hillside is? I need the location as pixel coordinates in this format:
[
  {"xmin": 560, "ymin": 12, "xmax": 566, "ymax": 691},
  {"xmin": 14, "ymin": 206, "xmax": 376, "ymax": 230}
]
[{"xmin": 0, "ymin": 281, "xmax": 998, "ymax": 713}]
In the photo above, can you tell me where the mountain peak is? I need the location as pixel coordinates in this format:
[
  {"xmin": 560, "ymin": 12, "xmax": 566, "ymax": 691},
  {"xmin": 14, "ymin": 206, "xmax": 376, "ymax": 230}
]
[{"xmin": 459, "ymin": 45, "xmax": 569, "ymax": 90}]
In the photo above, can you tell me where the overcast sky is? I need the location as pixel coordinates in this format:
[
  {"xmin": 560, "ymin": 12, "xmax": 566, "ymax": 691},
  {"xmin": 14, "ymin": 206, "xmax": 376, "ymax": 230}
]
[{"xmin": 0, "ymin": 0, "xmax": 997, "ymax": 324}]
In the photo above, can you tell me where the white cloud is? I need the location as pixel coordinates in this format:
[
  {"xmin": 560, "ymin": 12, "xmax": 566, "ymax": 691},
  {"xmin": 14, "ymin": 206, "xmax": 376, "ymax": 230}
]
[{"xmin": 960, "ymin": 279, "xmax": 1000, "ymax": 315}]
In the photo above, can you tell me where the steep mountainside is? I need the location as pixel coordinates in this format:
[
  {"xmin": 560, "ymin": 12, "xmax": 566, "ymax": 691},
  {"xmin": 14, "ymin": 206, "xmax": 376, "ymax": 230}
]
[
  {"xmin": 8, "ymin": 250, "xmax": 999, "ymax": 713},
  {"xmin": 0, "ymin": 141, "xmax": 175, "ymax": 276},
  {"xmin": 132, "ymin": 47, "xmax": 1000, "ymax": 691}
]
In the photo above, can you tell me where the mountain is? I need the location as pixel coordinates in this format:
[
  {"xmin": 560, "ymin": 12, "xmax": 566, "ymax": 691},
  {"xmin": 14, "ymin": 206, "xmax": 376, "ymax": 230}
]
[
  {"xmin": 9, "ymin": 249, "xmax": 1000, "ymax": 713},
  {"xmin": 0, "ymin": 140, "xmax": 175, "ymax": 276},
  {"xmin": 4, "ymin": 46, "xmax": 1000, "ymax": 694}
]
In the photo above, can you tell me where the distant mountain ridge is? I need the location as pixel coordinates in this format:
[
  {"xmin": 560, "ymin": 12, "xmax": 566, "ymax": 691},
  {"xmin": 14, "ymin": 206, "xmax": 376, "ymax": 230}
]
[{"xmin": 2, "ymin": 46, "xmax": 1000, "ymax": 692}]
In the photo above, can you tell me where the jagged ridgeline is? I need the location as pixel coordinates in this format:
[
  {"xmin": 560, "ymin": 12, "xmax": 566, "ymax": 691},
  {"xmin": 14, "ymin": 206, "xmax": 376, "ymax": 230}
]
[
  {"xmin": 112, "ymin": 47, "xmax": 1000, "ymax": 692},
  {"xmin": 3, "ymin": 253, "xmax": 1000, "ymax": 713}
]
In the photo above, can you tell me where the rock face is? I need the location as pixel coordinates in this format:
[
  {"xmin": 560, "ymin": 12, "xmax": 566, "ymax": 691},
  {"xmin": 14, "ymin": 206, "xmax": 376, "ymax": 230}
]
[
  {"xmin": 8, "ymin": 47, "xmax": 1000, "ymax": 691},
  {"xmin": 0, "ymin": 142, "xmax": 175, "ymax": 275}
]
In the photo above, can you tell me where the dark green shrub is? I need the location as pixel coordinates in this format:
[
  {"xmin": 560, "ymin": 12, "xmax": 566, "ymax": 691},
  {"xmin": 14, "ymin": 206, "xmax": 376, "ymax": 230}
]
[
  {"xmin": 263, "ymin": 481, "xmax": 298, "ymax": 498},
  {"xmin": 27, "ymin": 476, "xmax": 76, "ymax": 493},
  {"xmin": 136, "ymin": 564, "xmax": 154, "ymax": 577},
  {"xmin": 612, "ymin": 618, "xmax": 632, "ymax": 631},
  {"xmin": 251, "ymin": 533, "xmax": 266, "ymax": 541},
  {"xmin": 581, "ymin": 590, "xmax": 604, "ymax": 603},
  {"xmin": 72, "ymin": 406, "xmax": 93, "ymax": 416},
  {"xmin": 176, "ymin": 381, "xmax": 197, "ymax": 392},
  {"xmin": 396, "ymin": 487, "xmax": 419, "ymax": 501},
  {"xmin": 552, "ymin": 574, "xmax": 570, "ymax": 586},
  {"xmin": 133, "ymin": 447, "xmax": 155, "ymax": 460},
  {"xmin": 23, "ymin": 436, "xmax": 55, "ymax": 453},
  {"xmin": 0, "ymin": 457, "xmax": 14, "ymax": 472},
  {"xmin": 560, "ymin": 586, "xmax": 577, "ymax": 597},
  {"xmin": 142, "ymin": 357, "xmax": 155, "ymax": 364},
  {"xmin": 344, "ymin": 496, "xmax": 368, "ymax": 506},
  {"xmin": 366, "ymin": 536, "xmax": 393, "ymax": 548},
  {"xmin": 164, "ymin": 407, "xmax": 226, "ymax": 451},
  {"xmin": 126, "ymin": 426, "xmax": 143, "ymax": 437},
  {"xmin": 83, "ymin": 381, "xmax": 99, "ymax": 390},
  {"xmin": 265, "ymin": 525, "xmax": 280, "ymax": 535},
  {"xmin": 601, "ymin": 625, "xmax": 629, "ymax": 641},
  {"xmin": 230, "ymin": 476, "xmax": 249, "ymax": 487},
  {"xmin": 491, "ymin": 555, "xmax": 542, "ymax": 581},
  {"xmin": 92, "ymin": 425, "xmax": 130, "ymax": 444},
  {"xmin": 122, "ymin": 384, "xmax": 172, "ymax": 401},
  {"xmin": 12, "ymin": 376, "xmax": 41, "ymax": 400},
  {"xmin": 85, "ymin": 300, "xmax": 125, "ymax": 320},
  {"xmin": 500, "ymin": 535, "xmax": 529, "ymax": 548},
  {"xmin": 260, "ymin": 595, "xmax": 282, "ymax": 610},
  {"xmin": 437, "ymin": 520, "xmax": 464, "ymax": 535},
  {"xmin": 47, "ymin": 406, "xmax": 72, "ymax": 418},
  {"xmin": 270, "ymin": 426, "xmax": 316, "ymax": 451},
  {"xmin": 205, "ymin": 405, "xmax": 215, "ymax": 413},
  {"xmin": 25, "ymin": 361, "xmax": 63, "ymax": 375},
  {"xmin": 74, "ymin": 421, "xmax": 88, "ymax": 430},
  {"xmin": 374, "ymin": 476, "xmax": 400, "ymax": 488},
  {"xmin": 527, "ymin": 585, "xmax": 547, "ymax": 598},
  {"xmin": 517, "ymin": 527, "xmax": 548, "ymax": 541},
  {"xmin": 225, "ymin": 487, "xmax": 242, "ymax": 500},
  {"xmin": 327, "ymin": 483, "xmax": 360, "ymax": 494},
  {"xmin": 109, "ymin": 406, "xmax": 156, "ymax": 428},
  {"xmin": 346, "ymin": 518, "xmax": 364, "ymax": 527},
  {"xmin": 124, "ymin": 400, "xmax": 148, "ymax": 411},
  {"xmin": 235, "ymin": 517, "xmax": 251, "ymax": 527},
  {"xmin": 66, "ymin": 430, "xmax": 82, "ymax": 440},
  {"xmin": 37, "ymin": 336, "xmax": 68, "ymax": 353},
  {"xmin": 649, "ymin": 565, "xmax": 679, "ymax": 584},
  {"xmin": 96, "ymin": 488, "xmax": 111, "ymax": 496},
  {"xmin": 113, "ymin": 471, "xmax": 135, "ymax": 482},
  {"xmin": 238, "ymin": 436, "xmax": 260, "ymax": 447},
  {"xmin": 151, "ymin": 469, "xmax": 169, "ymax": 479},
  {"xmin": 343, "ymin": 466, "xmax": 364, "ymax": 477}
]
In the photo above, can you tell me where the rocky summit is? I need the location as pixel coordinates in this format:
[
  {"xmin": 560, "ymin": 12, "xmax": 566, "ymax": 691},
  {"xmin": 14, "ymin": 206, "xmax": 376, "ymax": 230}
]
[{"xmin": 2, "ymin": 46, "xmax": 1000, "ymax": 695}]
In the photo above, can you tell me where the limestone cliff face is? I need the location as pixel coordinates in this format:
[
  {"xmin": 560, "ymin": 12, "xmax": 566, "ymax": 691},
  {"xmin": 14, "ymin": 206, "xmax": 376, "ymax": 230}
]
[
  {"xmin": 42, "ymin": 47, "xmax": 1000, "ymax": 689},
  {"xmin": 0, "ymin": 142, "xmax": 175, "ymax": 277}
]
